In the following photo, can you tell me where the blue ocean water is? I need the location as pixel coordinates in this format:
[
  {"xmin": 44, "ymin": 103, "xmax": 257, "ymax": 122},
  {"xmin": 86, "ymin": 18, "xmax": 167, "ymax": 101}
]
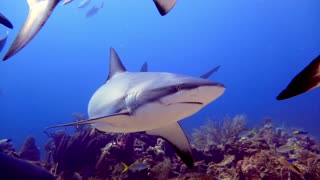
[{"xmin": 0, "ymin": 0, "xmax": 319, "ymax": 152}]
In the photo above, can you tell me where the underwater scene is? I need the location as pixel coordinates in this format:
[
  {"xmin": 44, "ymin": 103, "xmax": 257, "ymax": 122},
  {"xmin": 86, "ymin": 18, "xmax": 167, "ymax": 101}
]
[{"xmin": 0, "ymin": 0, "xmax": 320, "ymax": 179}]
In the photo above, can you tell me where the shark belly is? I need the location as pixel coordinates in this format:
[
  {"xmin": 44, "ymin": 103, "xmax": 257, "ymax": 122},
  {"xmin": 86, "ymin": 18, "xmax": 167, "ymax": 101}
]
[{"xmin": 92, "ymin": 100, "xmax": 203, "ymax": 133}]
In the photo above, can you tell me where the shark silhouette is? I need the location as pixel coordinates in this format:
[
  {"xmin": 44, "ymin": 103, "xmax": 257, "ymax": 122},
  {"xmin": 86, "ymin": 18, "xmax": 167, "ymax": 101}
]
[
  {"xmin": 46, "ymin": 47, "xmax": 225, "ymax": 168},
  {"xmin": 277, "ymin": 55, "xmax": 320, "ymax": 100}
]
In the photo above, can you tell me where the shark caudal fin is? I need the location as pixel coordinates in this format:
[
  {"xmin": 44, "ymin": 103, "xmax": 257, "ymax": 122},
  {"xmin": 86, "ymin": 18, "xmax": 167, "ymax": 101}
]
[
  {"xmin": 3, "ymin": 0, "xmax": 60, "ymax": 61},
  {"xmin": 146, "ymin": 122, "xmax": 194, "ymax": 168},
  {"xmin": 277, "ymin": 55, "xmax": 320, "ymax": 100}
]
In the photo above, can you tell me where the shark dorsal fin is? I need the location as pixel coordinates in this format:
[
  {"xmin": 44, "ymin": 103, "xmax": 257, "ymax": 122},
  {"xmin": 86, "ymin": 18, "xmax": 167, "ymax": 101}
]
[{"xmin": 107, "ymin": 48, "xmax": 127, "ymax": 80}]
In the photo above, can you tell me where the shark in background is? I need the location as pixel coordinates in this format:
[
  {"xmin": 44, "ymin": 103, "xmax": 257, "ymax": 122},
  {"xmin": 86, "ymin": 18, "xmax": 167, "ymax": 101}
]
[
  {"xmin": 2, "ymin": 0, "xmax": 177, "ymax": 61},
  {"xmin": 46, "ymin": 47, "xmax": 225, "ymax": 168},
  {"xmin": 277, "ymin": 55, "xmax": 320, "ymax": 100}
]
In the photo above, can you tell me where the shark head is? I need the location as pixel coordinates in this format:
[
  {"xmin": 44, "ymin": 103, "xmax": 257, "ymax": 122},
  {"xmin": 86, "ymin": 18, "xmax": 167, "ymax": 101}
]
[{"xmin": 46, "ymin": 47, "xmax": 225, "ymax": 168}]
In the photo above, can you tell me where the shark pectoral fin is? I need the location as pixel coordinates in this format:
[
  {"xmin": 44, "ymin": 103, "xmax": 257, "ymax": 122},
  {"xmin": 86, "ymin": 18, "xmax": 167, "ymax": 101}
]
[
  {"xmin": 146, "ymin": 122, "xmax": 194, "ymax": 168},
  {"xmin": 3, "ymin": 0, "xmax": 60, "ymax": 61},
  {"xmin": 153, "ymin": 0, "xmax": 177, "ymax": 16},
  {"xmin": 45, "ymin": 112, "xmax": 130, "ymax": 130}
]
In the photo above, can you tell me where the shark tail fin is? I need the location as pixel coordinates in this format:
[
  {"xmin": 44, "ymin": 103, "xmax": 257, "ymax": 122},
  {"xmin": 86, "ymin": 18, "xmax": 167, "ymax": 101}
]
[
  {"xmin": 146, "ymin": 122, "xmax": 194, "ymax": 169},
  {"xmin": 277, "ymin": 55, "xmax": 320, "ymax": 100},
  {"xmin": 153, "ymin": 0, "xmax": 177, "ymax": 16}
]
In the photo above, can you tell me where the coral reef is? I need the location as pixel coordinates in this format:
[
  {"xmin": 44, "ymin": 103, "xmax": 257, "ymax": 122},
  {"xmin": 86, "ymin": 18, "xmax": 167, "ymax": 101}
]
[{"xmin": 2, "ymin": 114, "xmax": 320, "ymax": 179}]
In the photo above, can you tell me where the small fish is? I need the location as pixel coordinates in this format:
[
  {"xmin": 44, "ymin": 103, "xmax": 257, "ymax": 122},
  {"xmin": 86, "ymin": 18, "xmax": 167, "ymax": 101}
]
[
  {"xmin": 86, "ymin": 2, "xmax": 104, "ymax": 18},
  {"xmin": 121, "ymin": 162, "xmax": 148, "ymax": 173},
  {"xmin": 0, "ymin": 31, "xmax": 9, "ymax": 53},
  {"xmin": 276, "ymin": 144, "xmax": 299, "ymax": 153},
  {"xmin": 292, "ymin": 130, "xmax": 308, "ymax": 135},
  {"xmin": 279, "ymin": 157, "xmax": 304, "ymax": 179},
  {"xmin": 0, "ymin": 13, "xmax": 13, "ymax": 29},
  {"xmin": 238, "ymin": 129, "xmax": 256, "ymax": 138},
  {"xmin": 277, "ymin": 55, "xmax": 320, "ymax": 100},
  {"xmin": 77, "ymin": 0, "xmax": 92, "ymax": 8}
]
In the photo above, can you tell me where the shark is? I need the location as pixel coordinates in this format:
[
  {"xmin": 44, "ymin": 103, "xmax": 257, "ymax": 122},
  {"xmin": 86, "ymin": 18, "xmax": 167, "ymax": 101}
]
[
  {"xmin": 0, "ymin": 13, "xmax": 13, "ymax": 29},
  {"xmin": 46, "ymin": 47, "xmax": 225, "ymax": 168},
  {"xmin": 3, "ymin": 0, "xmax": 60, "ymax": 61},
  {"xmin": 3, "ymin": 0, "xmax": 176, "ymax": 61},
  {"xmin": 277, "ymin": 55, "xmax": 320, "ymax": 100}
]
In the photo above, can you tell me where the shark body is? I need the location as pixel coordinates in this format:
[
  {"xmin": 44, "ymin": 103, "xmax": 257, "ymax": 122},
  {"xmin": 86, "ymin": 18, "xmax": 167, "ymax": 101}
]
[
  {"xmin": 277, "ymin": 55, "xmax": 320, "ymax": 100},
  {"xmin": 47, "ymin": 47, "xmax": 225, "ymax": 168}
]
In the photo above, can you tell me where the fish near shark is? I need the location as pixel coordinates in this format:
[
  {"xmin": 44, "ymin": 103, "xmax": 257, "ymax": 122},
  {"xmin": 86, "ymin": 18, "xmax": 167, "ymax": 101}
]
[
  {"xmin": 0, "ymin": 13, "xmax": 13, "ymax": 29},
  {"xmin": 86, "ymin": 2, "xmax": 104, "ymax": 18},
  {"xmin": 46, "ymin": 47, "xmax": 225, "ymax": 168},
  {"xmin": 277, "ymin": 55, "xmax": 320, "ymax": 100},
  {"xmin": 3, "ymin": 0, "xmax": 60, "ymax": 61}
]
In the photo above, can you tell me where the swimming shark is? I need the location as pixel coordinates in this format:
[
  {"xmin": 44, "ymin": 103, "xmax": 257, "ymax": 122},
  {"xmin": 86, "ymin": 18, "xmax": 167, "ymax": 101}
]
[
  {"xmin": 277, "ymin": 55, "xmax": 320, "ymax": 100},
  {"xmin": 0, "ymin": 31, "xmax": 9, "ymax": 53},
  {"xmin": 0, "ymin": 13, "xmax": 13, "ymax": 29},
  {"xmin": 3, "ymin": 0, "xmax": 60, "ymax": 61},
  {"xmin": 46, "ymin": 47, "xmax": 225, "ymax": 168}
]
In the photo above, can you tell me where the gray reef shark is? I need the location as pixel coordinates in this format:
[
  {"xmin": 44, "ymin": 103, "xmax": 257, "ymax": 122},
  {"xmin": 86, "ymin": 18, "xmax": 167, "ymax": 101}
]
[
  {"xmin": 277, "ymin": 55, "xmax": 320, "ymax": 100},
  {"xmin": 0, "ymin": 13, "xmax": 13, "ymax": 29},
  {"xmin": 46, "ymin": 47, "xmax": 225, "ymax": 168},
  {"xmin": 3, "ymin": 0, "xmax": 60, "ymax": 61},
  {"xmin": 0, "ymin": 31, "xmax": 9, "ymax": 53}
]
